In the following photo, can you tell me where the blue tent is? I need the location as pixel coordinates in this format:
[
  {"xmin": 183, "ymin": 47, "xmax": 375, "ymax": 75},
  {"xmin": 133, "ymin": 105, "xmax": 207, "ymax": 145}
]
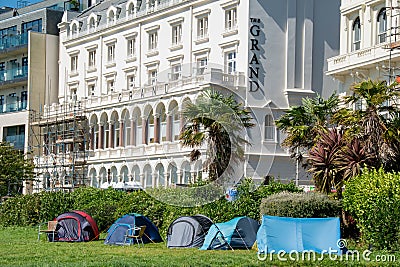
[
  {"xmin": 200, "ymin": 217, "xmax": 259, "ymax": 250},
  {"xmin": 257, "ymin": 215, "xmax": 341, "ymax": 254},
  {"xmin": 104, "ymin": 213, "xmax": 162, "ymax": 245}
]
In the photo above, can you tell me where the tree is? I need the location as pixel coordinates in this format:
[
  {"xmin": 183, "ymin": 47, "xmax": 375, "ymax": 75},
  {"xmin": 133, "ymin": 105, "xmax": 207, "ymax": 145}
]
[
  {"xmin": 0, "ymin": 142, "xmax": 34, "ymax": 196},
  {"xmin": 278, "ymin": 79, "xmax": 400, "ymax": 196},
  {"xmin": 180, "ymin": 90, "xmax": 254, "ymax": 183},
  {"xmin": 343, "ymin": 79, "xmax": 400, "ymax": 171},
  {"xmin": 276, "ymin": 94, "xmax": 340, "ymax": 158}
]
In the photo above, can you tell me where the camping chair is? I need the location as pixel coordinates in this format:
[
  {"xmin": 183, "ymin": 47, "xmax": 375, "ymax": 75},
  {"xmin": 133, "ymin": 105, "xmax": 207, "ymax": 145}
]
[
  {"xmin": 38, "ymin": 221, "xmax": 58, "ymax": 242},
  {"xmin": 124, "ymin": 226, "xmax": 147, "ymax": 247}
]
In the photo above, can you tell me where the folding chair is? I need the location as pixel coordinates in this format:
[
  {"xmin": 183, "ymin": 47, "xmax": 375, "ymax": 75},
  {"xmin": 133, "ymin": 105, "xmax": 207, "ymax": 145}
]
[
  {"xmin": 124, "ymin": 226, "xmax": 147, "ymax": 247},
  {"xmin": 38, "ymin": 221, "xmax": 58, "ymax": 241}
]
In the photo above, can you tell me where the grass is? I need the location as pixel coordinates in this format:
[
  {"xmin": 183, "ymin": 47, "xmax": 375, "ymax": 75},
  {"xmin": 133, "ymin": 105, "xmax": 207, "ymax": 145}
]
[{"xmin": 0, "ymin": 227, "xmax": 399, "ymax": 266}]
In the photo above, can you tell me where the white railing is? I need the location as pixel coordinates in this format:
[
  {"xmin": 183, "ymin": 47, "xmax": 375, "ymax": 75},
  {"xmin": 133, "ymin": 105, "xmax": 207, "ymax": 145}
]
[
  {"xmin": 67, "ymin": 0, "xmax": 189, "ymax": 41},
  {"xmin": 82, "ymin": 69, "xmax": 245, "ymax": 109},
  {"xmin": 327, "ymin": 43, "xmax": 394, "ymax": 73}
]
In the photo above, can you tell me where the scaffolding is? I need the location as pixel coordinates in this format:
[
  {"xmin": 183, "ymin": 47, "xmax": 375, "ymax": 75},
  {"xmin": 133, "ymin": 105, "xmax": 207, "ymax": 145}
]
[{"xmin": 29, "ymin": 100, "xmax": 89, "ymax": 192}]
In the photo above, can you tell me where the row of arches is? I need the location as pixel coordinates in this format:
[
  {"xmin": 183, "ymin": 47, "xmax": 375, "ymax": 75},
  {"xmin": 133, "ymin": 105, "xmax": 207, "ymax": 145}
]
[
  {"xmin": 88, "ymin": 160, "xmax": 203, "ymax": 188},
  {"xmin": 89, "ymin": 98, "xmax": 192, "ymax": 150}
]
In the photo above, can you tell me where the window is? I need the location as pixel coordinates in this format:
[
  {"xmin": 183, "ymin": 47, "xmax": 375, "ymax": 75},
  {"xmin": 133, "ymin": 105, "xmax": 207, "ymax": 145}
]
[
  {"xmin": 197, "ymin": 57, "xmax": 208, "ymax": 75},
  {"xmin": 108, "ymin": 10, "xmax": 115, "ymax": 24},
  {"xmin": 377, "ymin": 9, "xmax": 387, "ymax": 44},
  {"xmin": 172, "ymin": 24, "xmax": 182, "ymax": 46},
  {"xmin": 148, "ymin": 31, "xmax": 158, "ymax": 51},
  {"xmin": 88, "ymin": 50, "xmax": 96, "ymax": 68},
  {"xmin": 171, "ymin": 64, "xmax": 181, "ymax": 81},
  {"xmin": 107, "ymin": 80, "xmax": 115, "ymax": 93},
  {"xmin": 225, "ymin": 51, "xmax": 236, "ymax": 74},
  {"xmin": 89, "ymin": 18, "xmax": 96, "ymax": 31},
  {"xmin": 264, "ymin": 115, "xmax": 275, "ymax": 141},
  {"xmin": 88, "ymin": 84, "xmax": 96, "ymax": 96},
  {"xmin": 0, "ymin": 95, "xmax": 4, "ymax": 112},
  {"xmin": 107, "ymin": 45, "xmax": 115, "ymax": 63},
  {"xmin": 127, "ymin": 2, "xmax": 135, "ymax": 16},
  {"xmin": 70, "ymin": 88, "xmax": 77, "ymax": 101},
  {"xmin": 127, "ymin": 38, "xmax": 136, "ymax": 58},
  {"xmin": 197, "ymin": 16, "xmax": 208, "ymax": 39},
  {"xmin": 0, "ymin": 26, "xmax": 17, "ymax": 48},
  {"xmin": 70, "ymin": 55, "xmax": 78, "ymax": 72},
  {"xmin": 225, "ymin": 8, "xmax": 237, "ymax": 31},
  {"xmin": 21, "ymin": 91, "xmax": 27, "ymax": 110},
  {"xmin": 71, "ymin": 24, "xmax": 78, "ymax": 36},
  {"xmin": 149, "ymin": 70, "xmax": 157, "ymax": 85},
  {"xmin": 127, "ymin": 75, "xmax": 135, "ymax": 89},
  {"xmin": 353, "ymin": 17, "xmax": 361, "ymax": 51},
  {"xmin": 22, "ymin": 19, "xmax": 42, "ymax": 33}
]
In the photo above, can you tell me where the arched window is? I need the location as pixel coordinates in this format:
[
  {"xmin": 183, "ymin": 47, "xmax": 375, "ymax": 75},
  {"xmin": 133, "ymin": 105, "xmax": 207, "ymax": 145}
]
[
  {"xmin": 182, "ymin": 162, "xmax": 191, "ymax": 184},
  {"xmin": 168, "ymin": 163, "xmax": 178, "ymax": 185},
  {"xmin": 155, "ymin": 163, "xmax": 165, "ymax": 187},
  {"xmin": 71, "ymin": 24, "xmax": 77, "ymax": 37},
  {"xmin": 377, "ymin": 9, "xmax": 387, "ymax": 44},
  {"xmin": 127, "ymin": 2, "xmax": 135, "ymax": 16},
  {"xmin": 89, "ymin": 17, "xmax": 96, "ymax": 32},
  {"xmin": 264, "ymin": 115, "xmax": 275, "ymax": 141},
  {"xmin": 121, "ymin": 166, "xmax": 129, "ymax": 183},
  {"xmin": 108, "ymin": 10, "xmax": 115, "ymax": 24},
  {"xmin": 353, "ymin": 17, "xmax": 361, "ymax": 51},
  {"xmin": 143, "ymin": 165, "xmax": 152, "ymax": 188}
]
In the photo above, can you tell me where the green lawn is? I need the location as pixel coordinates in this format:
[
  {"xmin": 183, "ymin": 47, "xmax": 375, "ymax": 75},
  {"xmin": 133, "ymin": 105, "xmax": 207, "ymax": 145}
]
[{"xmin": 0, "ymin": 227, "xmax": 397, "ymax": 266}]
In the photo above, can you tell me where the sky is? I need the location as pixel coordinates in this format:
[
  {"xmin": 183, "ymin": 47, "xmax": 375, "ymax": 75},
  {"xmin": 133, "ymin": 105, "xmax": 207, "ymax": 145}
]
[{"xmin": 0, "ymin": 0, "xmax": 42, "ymax": 9}]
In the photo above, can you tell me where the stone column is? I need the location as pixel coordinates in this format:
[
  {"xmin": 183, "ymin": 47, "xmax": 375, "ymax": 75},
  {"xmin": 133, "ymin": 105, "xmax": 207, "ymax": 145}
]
[
  {"xmin": 142, "ymin": 116, "xmax": 147, "ymax": 145},
  {"xmin": 89, "ymin": 125, "xmax": 94, "ymax": 150},
  {"xmin": 152, "ymin": 173, "xmax": 158, "ymax": 188},
  {"xmin": 109, "ymin": 121, "xmax": 114, "ymax": 149},
  {"xmin": 140, "ymin": 173, "xmax": 145, "ymax": 188},
  {"xmin": 154, "ymin": 113, "xmax": 160, "ymax": 143},
  {"xmin": 119, "ymin": 120, "xmax": 124, "ymax": 147},
  {"xmin": 179, "ymin": 112, "xmax": 185, "ymax": 135},
  {"xmin": 166, "ymin": 113, "xmax": 172, "ymax": 142},
  {"xmin": 130, "ymin": 119, "xmax": 136, "ymax": 146},
  {"xmin": 99, "ymin": 123, "xmax": 104, "ymax": 149}
]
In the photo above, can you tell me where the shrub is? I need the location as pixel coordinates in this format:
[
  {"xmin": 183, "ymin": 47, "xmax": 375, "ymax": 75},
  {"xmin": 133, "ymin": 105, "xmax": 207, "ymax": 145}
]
[
  {"xmin": 0, "ymin": 179, "xmax": 301, "ymax": 236},
  {"xmin": 343, "ymin": 168, "xmax": 400, "ymax": 250},
  {"xmin": 260, "ymin": 191, "xmax": 341, "ymax": 218}
]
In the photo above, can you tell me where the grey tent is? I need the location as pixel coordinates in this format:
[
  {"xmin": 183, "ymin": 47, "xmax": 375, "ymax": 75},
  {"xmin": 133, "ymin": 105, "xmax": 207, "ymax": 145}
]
[{"xmin": 167, "ymin": 215, "xmax": 213, "ymax": 248}]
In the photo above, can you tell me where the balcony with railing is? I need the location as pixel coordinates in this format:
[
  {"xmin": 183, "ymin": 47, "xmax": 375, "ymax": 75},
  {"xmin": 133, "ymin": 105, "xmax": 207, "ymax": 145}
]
[
  {"xmin": 0, "ymin": 32, "xmax": 28, "ymax": 52},
  {"xmin": 83, "ymin": 68, "xmax": 246, "ymax": 109},
  {"xmin": 326, "ymin": 42, "xmax": 394, "ymax": 75},
  {"xmin": 67, "ymin": 0, "xmax": 189, "ymax": 41},
  {"xmin": 0, "ymin": 65, "xmax": 28, "ymax": 85},
  {"xmin": 0, "ymin": 100, "xmax": 27, "ymax": 113}
]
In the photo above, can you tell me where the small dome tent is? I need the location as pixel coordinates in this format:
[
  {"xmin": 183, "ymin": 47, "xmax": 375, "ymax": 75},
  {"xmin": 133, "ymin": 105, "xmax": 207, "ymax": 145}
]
[
  {"xmin": 200, "ymin": 217, "xmax": 260, "ymax": 250},
  {"xmin": 167, "ymin": 215, "xmax": 213, "ymax": 248},
  {"xmin": 104, "ymin": 213, "xmax": 162, "ymax": 245},
  {"xmin": 54, "ymin": 210, "xmax": 99, "ymax": 242}
]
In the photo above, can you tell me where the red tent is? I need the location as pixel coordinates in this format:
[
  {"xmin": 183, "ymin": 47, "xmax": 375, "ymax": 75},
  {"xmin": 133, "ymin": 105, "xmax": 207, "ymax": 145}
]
[{"xmin": 54, "ymin": 210, "xmax": 99, "ymax": 242}]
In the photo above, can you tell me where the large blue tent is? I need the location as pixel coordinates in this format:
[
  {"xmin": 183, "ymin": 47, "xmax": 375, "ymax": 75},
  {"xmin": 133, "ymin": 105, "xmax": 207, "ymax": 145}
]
[
  {"xmin": 257, "ymin": 215, "xmax": 341, "ymax": 254},
  {"xmin": 200, "ymin": 217, "xmax": 259, "ymax": 250},
  {"xmin": 104, "ymin": 213, "xmax": 162, "ymax": 245}
]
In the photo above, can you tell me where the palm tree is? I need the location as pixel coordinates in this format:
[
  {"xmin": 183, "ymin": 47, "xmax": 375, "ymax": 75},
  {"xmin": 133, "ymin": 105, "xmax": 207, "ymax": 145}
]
[
  {"xmin": 344, "ymin": 79, "xmax": 400, "ymax": 170},
  {"xmin": 276, "ymin": 93, "xmax": 340, "ymax": 168},
  {"xmin": 180, "ymin": 90, "xmax": 254, "ymax": 183}
]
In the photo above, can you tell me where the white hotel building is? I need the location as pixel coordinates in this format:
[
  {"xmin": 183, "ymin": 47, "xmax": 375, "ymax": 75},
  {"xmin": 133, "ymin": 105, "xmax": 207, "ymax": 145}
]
[
  {"xmin": 35, "ymin": 0, "xmax": 340, "ymax": 191},
  {"xmin": 327, "ymin": 0, "xmax": 400, "ymax": 90}
]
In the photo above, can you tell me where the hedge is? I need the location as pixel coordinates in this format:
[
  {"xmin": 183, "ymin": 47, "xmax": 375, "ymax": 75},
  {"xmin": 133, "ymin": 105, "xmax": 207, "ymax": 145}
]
[
  {"xmin": 260, "ymin": 191, "xmax": 341, "ymax": 218},
  {"xmin": 343, "ymin": 168, "xmax": 400, "ymax": 250},
  {"xmin": 0, "ymin": 179, "xmax": 301, "ymax": 236}
]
